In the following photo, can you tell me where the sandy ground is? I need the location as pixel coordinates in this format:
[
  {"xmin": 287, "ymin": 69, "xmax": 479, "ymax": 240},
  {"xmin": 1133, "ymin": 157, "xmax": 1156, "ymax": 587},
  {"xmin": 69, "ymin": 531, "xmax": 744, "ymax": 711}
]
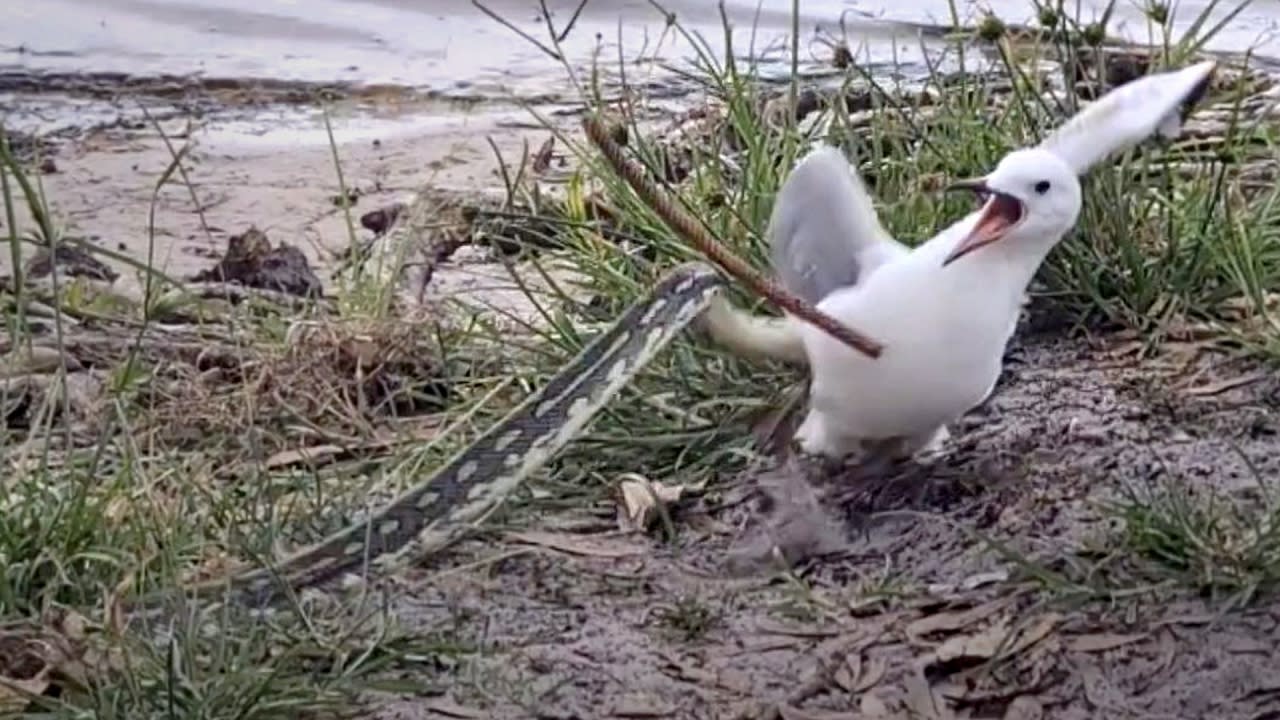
[
  {"xmin": 358, "ymin": 328, "xmax": 1280, "ymax": 720},
  {"xmin": 0, "ymin": 80, "xmax": 582, "ymax": 309},
  {"xmin": 363, "ymin": 329, "xmax": 1280, "ymax": 720}
]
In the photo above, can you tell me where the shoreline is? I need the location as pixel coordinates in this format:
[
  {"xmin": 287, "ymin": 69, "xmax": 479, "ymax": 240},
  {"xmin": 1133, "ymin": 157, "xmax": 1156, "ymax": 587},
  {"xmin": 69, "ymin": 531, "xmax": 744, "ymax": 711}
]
[{"xmin": 5, "ymin": 2, "xmax": 1280, "ymax": 312}]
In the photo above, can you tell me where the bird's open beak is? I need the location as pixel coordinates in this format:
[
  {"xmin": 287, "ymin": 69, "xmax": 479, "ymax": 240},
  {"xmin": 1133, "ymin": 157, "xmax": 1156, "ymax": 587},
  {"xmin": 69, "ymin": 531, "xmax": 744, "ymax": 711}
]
[{"xmin": 941, "ymin": 177, "xmax": 1025, "ymax": 267}]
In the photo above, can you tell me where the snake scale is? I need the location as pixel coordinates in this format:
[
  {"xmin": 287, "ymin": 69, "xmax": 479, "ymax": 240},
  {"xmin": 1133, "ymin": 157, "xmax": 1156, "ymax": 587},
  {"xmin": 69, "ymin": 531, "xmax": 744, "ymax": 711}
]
[{"xmin": 124, "ymin": 262, "xmax": 733, "ymax": 617}]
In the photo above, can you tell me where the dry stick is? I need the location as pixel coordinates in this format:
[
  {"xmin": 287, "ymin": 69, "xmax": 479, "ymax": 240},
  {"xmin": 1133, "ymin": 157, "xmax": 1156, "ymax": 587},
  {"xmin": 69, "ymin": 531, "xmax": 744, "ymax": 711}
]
[{"xmin": 581, "ymin": 115, "xmax": 884, "ymax": 359}]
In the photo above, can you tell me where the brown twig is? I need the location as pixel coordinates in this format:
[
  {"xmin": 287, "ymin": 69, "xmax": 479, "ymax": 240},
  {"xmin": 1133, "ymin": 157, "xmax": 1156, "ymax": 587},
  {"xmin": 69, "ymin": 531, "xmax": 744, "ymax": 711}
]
[{"xmin": 581, "ymin": 115, "xmax": 884, "ymax": 359}]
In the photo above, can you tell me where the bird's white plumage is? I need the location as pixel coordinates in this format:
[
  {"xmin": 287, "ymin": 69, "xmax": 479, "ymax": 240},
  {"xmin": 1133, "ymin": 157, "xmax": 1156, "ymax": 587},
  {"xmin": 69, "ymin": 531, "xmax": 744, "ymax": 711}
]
[
  {"xmin": 701, "ymin": 60, "xmax": 1217, "ymax": 460},
  {"xmin": 769, "ymin": 146, "xmax": 908, "ymax": 305},
  {"xmin": 1039, "ymin": 60, "xmax": 1216, "ymax": 175}
]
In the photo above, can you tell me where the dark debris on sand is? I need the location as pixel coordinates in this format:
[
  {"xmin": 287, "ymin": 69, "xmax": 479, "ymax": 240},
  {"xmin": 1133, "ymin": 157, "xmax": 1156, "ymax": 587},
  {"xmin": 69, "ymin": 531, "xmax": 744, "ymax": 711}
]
[
  {"xmin": 188, "ymin": 226, "xmax": 323, "ymax": 298},
  {"xmin": 23, "ymin": 243, "xmax": 118, "ymax": 283}
]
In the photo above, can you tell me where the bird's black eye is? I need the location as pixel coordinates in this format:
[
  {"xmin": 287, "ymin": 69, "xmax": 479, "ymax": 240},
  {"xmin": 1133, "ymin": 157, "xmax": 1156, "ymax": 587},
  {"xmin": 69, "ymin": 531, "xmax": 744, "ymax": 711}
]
[{"xmin": 1034, "ymin": 180, "xmax": 1051, "ymax": 195}]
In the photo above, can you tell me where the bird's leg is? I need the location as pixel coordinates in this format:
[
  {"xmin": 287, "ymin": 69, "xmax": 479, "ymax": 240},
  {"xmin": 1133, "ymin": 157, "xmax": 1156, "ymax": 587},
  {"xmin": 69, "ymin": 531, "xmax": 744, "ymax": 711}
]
[
  {"xmin": 855, "ymin": 425, "xmax": 949, "ymax": 464},
  {"xmin": 793, "ymin": 408, "xmax": 859, "ymax": 461},
  {"xmin": 901, "ymin": 425, "xmax": 951, "ymax": 460}
]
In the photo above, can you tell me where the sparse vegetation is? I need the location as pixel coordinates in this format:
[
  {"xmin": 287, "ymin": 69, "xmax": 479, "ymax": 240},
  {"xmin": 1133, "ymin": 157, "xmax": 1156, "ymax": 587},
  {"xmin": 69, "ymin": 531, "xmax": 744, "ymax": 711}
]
[{"xmin": 3, "ymin": 0, "xmax": 1280, "ymax": 716}]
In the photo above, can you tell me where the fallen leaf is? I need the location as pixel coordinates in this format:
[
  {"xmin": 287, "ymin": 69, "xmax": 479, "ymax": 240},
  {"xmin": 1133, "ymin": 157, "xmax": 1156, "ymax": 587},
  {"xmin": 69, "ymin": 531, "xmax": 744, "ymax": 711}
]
[
  {"xmin": 905, "ymin": 598, "xmax": 1011, "ymax": 645},
  {"xmin": 504, "ymin": 530, "xmax": 646, "ymax": 558},
  {"xmin": 0, "ymin": 346, "xmax": 82, "ymax": 379},
  {"xmin": 0, "ymin": 622, "xmax": 88, "ymax": 713},
  {"xmin": 961, "ymin": 570, "xmax": 1010, "ymax": 590},
  {"xmin": 262, "ymin": 422, "xmax": 440, "ymax": 470},
  {"xmin": 612, "ymin": 696, "xmax": 675, "ymax": 717},
  {"xmin": 934, "ymin": 614, "xmax": 1061, "ymax": 665},
  {"xmin": 833, "ymin": 652, "xmax": 887, "ymax": 695},
  {"xmin": 777, "ymin": 705, "xmax": 868, "ymax": 720},
  {"xmin": 1010, "ymin": 614, "xmax": 1062, "ymax": 654},
  {"xmin": 832, "ymin": 652, "xmax": 862, "ymax": 693},
  {"xmin": 1183, "ymin": 371, "xmax": 1267, "ymax": 397},
  {"xmin": 532, "ymin": 136, "xmax": 555, "ymax": 175},
  {"xmin": 613, "ymin": 473, "xmax": 692, "ymax": 532},
  {"xmin": 423, "ymin": 698, "xmax": 485, "ymax": 718},
  {"xmin": 265, "ymin": 444, "xmax": 347, "ymax": 469},
  {"xmin": 0, "ymin": 672, "xmax": 50, "ymax": 714},
  {"xmin": 1003, "ymin": 696, "xmax": 1044, "ymax": 720},
  {"xmin": 1065, "ymin": 632, "xmax": 1147, "ymax": 653},
  {"xmin": 1153, "ymin": 613, "xmax": 1215, "ymax": 629},
  {"xmin": 753, "ymin": 619, "xmax": 842, "ymax": 639},
  {"xmin": 1224, "ymin": 635, "xmax": 1272, "ymax": 655},
  {"xmin": 905, "ymin": 668, "xmax": 955, "ymax": 720},
  {"xmin": 935, "ymin": 622, "xmax": 1010, "ymax": 664},
  {"xmin": 657, "ymin": 650, "xmax": 751, "ymax": 695},
  {"xmin": 859, "ymin": 689, "xmax": 901, "ymax": 717}
]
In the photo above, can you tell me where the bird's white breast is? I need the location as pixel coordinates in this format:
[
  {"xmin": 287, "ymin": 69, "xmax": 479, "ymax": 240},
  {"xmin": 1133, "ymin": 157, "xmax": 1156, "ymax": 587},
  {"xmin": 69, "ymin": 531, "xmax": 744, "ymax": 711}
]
[{"xmin": 797, "ymin": 249, "xmax": 1024, "ymax": 441}]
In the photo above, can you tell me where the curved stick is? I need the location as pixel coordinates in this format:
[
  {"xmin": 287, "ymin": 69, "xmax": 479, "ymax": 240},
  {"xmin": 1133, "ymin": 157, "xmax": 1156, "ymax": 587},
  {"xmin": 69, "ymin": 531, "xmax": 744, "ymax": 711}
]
[{"xmin": 582, "ymin": 115, "xmax": 884, "ymax": 359}]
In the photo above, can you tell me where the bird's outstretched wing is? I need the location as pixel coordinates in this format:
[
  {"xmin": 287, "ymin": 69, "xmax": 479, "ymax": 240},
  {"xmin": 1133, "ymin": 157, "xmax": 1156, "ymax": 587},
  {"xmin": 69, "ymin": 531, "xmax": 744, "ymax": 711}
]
[
  {"xmin": 769, "ymin": 145, "xmax": 908, "ymax": 305},
  {"xmin": 1039, "ymin": 59, "xmax": 1217, "ymax": 176}
]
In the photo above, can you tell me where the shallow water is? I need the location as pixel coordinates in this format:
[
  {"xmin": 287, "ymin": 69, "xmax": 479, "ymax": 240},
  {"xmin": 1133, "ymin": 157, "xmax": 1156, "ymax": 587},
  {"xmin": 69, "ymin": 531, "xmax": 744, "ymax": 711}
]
[{"xmin": 4, "ymin": 0, "xmax": 1277, "ymax": 95}]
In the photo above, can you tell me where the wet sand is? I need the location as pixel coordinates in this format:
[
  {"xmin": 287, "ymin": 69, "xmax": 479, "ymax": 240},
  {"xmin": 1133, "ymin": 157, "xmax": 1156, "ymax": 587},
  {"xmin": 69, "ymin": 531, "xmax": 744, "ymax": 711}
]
[
  {"xmin": 8, "ymin": 107, "xmax": 512, "ymax": 260},
  {"xmin": 5, "ymin": 0, "xmax": 1278, "ymax": 91},
  {"xmin": 3, "ymin": 0, "xmax": 1279, "ymax": 295}
]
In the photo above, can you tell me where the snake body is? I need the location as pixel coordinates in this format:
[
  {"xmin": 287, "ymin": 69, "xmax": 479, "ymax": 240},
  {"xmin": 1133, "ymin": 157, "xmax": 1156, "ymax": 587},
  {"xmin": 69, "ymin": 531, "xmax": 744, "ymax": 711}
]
[{"xmin": 127, "ymin": 262, "xmax": 728, "ymax": 615}]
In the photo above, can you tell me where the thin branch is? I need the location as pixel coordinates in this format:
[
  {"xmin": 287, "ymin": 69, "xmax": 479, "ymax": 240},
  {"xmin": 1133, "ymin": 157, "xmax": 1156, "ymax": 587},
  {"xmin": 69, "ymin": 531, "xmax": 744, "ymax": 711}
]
[{"xmin": 581, "ymin": 115, "xmax": 885, "ymax": 359}]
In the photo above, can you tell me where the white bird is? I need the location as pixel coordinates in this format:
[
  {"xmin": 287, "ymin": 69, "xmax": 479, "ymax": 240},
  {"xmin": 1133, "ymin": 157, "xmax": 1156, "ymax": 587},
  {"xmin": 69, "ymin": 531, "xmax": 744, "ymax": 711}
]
[{"xmin": 701, "ymin": 60, "xmax": 1217, "ymax": 461}]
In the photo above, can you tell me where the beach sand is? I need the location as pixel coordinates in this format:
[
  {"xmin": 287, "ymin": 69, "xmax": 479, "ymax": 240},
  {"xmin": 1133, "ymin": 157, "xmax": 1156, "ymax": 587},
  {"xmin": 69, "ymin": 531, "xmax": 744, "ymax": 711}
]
[{"xmin": 4, "ymin": 0, "xmax": 1275, "ymax": 294}]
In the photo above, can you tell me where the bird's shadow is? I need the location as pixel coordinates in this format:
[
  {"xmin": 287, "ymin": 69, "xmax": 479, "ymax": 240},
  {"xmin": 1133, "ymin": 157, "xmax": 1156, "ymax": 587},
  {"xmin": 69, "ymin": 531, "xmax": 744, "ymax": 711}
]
[{"xmin": 721, "ymin": 426, "xmax": 1011, "ymax": 577}]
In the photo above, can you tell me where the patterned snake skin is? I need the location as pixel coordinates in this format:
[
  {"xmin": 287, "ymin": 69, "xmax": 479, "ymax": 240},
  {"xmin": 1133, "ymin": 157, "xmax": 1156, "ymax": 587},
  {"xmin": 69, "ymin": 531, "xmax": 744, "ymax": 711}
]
[{"xmin": 124, "ymin": 262, "xmax": 728, "ymax": 616}]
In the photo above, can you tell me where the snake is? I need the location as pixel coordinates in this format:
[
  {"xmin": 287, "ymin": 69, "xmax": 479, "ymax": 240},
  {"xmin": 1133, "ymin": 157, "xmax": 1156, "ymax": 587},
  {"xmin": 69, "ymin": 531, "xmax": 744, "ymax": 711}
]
[
  {"xmin": 122, "ymin": 262, "xmax": 735, "ymax": 617},
  {"xmin": 120, "ymin": 116, "xmax": 884, "ymax": 620}
]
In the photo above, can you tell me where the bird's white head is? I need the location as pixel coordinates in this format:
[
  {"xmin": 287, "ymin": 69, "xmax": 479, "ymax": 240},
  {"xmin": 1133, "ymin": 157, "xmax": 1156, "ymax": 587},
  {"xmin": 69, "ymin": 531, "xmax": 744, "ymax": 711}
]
[{"xmin": 940, "ymin": 147, "xmax": 1082, "ymax": 267}]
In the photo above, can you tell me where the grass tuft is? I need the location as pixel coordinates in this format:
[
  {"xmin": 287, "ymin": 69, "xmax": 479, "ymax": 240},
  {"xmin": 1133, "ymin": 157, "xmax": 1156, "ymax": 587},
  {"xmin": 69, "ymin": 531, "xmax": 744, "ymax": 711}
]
[{"xmin": 1109, "ymin": 468, "xmax": 1280, "ymax": 605}]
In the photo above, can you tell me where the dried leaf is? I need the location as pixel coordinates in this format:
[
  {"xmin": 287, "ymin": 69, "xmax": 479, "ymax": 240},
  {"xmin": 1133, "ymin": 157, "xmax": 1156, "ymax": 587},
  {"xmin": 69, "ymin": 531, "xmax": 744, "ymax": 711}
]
[
  {"xmin": 265, "ymin": 444, "xmax": 346, "ymax": 469},
  {"xmin": 423, "ymin": 698, "xmax": 485, "ymax": 718},
  {"xmin": 832, "ymin": 653, "xmax": 861, "ymax": 693},
  {"xmin": 753, "ymin": 619, "xmax": 842, "ymax": 639},
  {"xmin": 961, "ymin": 570, "xmax": 1010, "ymax": 590},
  {"xmin": 859, "ymin": 689, "xmax": 902, "ymax": 718},
  {"xmin": 934, "ymin": 614, "xmax": 1061, "ymax": 664},
  {"xmin": 935, "ymin": 622, "xmax": 1009, "ymax": 664},
  {"xmin": 612, "ymin": 697, "xmax": 674, "ymax": 717},
  {"xmin": 1003, "ymin": 696, "xmax": 1044, "ymax": 720},
  {"xmin": 905, "ymin": 669, "xmax": 955, "ymax": 720},
  {"xmin": 1224, "ymin": 635, "xmax": 1272, "ymax": 655},
  {"xmin": 777, "ymin": 706, "xmax": 868, "ymax": 720},
  {"xmin": 1011, "ymin": 614, "xmax": 1062, "ymax": 654},
  {"xmin": 262, "ymin": 423, "xmax": 440, "ymax": 470},
  {"xmin": 0, "ymin": 622, "xmax": 88, "ymax": 713},
  {"xmin": 0, "ymin": 345, "xmax": 82, "ymax": 379},
  {"xmin": 532, "ymin": 136, "xmax": 555, "ymax": 175},
  {"xmin": 1065, "ymin": 632, "xmax": 1147, "ymax": 653},
  {"xmin": 613, "ymin": 473, "xmax": 691, "ymax": 532},
  {"xmin": 504, "ymin": 530, "xmax": 646, "ymax": 558},
  {"xmin": 658, "ymin": 651, "xmax": 751, "ymax": 695},
  {"xmin": 1183, "ymin": 371, "xmax": 1267, "ymax": 397},
  {"xmin": 855, "ymin": 657, "xmax": 887, "ymax": 693},
  {"xmin": 905, "ymin": 598, "xmax": 1011, "ymax": 644},
  {"xmin": 0, "ymin": 673, "xmax": 50, "ymax": 713},
  {"xmin": 833, "ymin": 652, "xmax": 886, "ymax": 695}
]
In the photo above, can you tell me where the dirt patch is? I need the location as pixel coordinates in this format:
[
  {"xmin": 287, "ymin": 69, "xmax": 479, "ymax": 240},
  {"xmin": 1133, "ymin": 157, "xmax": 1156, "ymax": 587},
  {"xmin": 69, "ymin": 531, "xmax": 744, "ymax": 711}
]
[{"xmin": 364, "ymin": 329, "xmax": 1280, "ymax": 720}]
